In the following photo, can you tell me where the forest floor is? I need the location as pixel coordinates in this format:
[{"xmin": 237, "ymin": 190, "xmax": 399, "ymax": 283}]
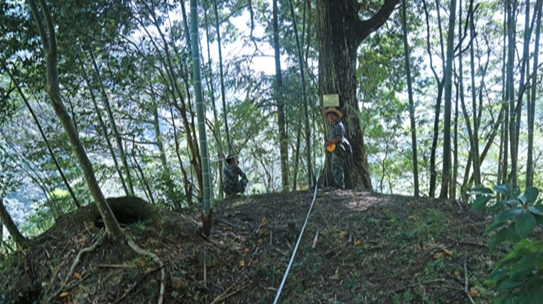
[{"xmin": 0, "ymin": 189, "xmax": 503, "ymax": 304}]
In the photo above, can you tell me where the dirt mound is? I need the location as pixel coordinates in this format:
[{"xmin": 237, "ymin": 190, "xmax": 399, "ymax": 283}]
[{"xmin": 0, "ymin": 191, "xmax": 498, "ymax": 303}]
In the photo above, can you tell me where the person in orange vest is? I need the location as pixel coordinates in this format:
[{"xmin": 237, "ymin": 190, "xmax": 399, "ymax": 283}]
[{"xmin": 324, "ymin": 107, "xmax": 350, "ymax": 189}]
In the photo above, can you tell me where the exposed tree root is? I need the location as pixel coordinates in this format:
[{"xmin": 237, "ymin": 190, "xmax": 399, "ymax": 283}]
[
  {"xmin": 127, "ymin": 238, "xmax": 165, "ymax": 304},
  {"xmin": 64, "ymin": 230, "xmax": 106, "ymax": 284}
]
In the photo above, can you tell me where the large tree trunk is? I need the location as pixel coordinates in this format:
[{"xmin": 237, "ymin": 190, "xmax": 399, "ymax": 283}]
[{"xmin": 316, "ymin": 0, "xmax": 399, "ymax": 190}]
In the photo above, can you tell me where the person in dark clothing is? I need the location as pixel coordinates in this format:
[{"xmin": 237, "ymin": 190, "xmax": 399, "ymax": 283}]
[
  {"xmin": 222, "ymin": 154, "xmax": 248, "ymax": 196},
  {"xmin": 323, "ymin": 107, "xmax": 350, "ymax": 189}
]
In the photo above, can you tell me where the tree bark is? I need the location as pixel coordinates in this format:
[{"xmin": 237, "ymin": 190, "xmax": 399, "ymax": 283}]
[
  {"xmin": 316, "ymin": 0, "xmax": 399, "ymax": 190},
  {"xmin": 273, "ymin": 0, "xmax": 289, "ymax": 192},
  {"xmin": 439, "ymin": 0, "xmax": 457, "ymax": 199},
  {"xmin": 527, "ymin": 0, "xmax": 542, "ymax": 187},
  {"xmin": 0, "ymin": 193, "xmax": 28, "ymax": 249},
  {"xmin": 401, "ymin": 0, "xmax": 420, "ymax": 197}
]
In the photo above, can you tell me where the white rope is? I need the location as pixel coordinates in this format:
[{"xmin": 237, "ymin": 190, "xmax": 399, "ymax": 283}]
[{"xmin": 273, "ymin": 168, "xmax": 321, "ymax": 304}]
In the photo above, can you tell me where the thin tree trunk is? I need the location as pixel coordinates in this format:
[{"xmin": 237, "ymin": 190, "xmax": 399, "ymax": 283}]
[
  {"xmin": 439, "ymin": 0, "xmax": 457, "ymax": 199},
  {"xmin": 422, "ymin": 0, "xmax": 445, "ymax": 197},
  {"xmin": 151, "ymin": 96, "xmax": 177, "ymax": 207},
  {"xmin": 213, "ymin": 0, "xmax": 232, "ymax": 155},
  {"xmin": 401, "ymin": 0, "xmax": 419, "ymax": 197},
  {"xmin": 506, "ymin": 0, "xmax": 518, "ymax": 188},
  {"xmin": 289, "ymin": 0, "xmax": 312, "ymax": 188},
  {"xmin": 190, "ymin": 0, "xmax": 212, "ymax": 236},
  {"xmin": 468, "ymin": 0, "xmax": 480, "ymax": 185},
  {"xmin": 88, "ymin": 49, "xmax": 134, "ymax": 195},
  {"xmin": 78, "ymin": 57, "xmax": 130, "ymax": 196},
  {"xmin": 292, "ymin": 121, "xmax": 302, "ymax": 190},
  {"xmin": 204, "ymin": 8, "xmax": 224, "ymax": 198},
  {"xmin": 527, "ymin": 0, "xmax": 542, "ymax": 187},
  {"xmin": 273, "ymin": 0, "xmax": 289, "ymax": 192},
  {"xmin": 131, "ymin": 147, "xmax": 156, "ymax": 205},
  {"xmin": 498, "ymin": 2, "xmax": 509, "ymax": 187}
]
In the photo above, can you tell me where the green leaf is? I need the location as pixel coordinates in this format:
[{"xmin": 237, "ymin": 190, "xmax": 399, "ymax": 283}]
[
  {"xmin": 488, "ymin": 201, "xmax": 506, "ymax": 212},
  {"xmin": 515, "ymin": 211, "xmax": 536, "ymax": 238},
  {"xmin": 535, "ymin": 214, "xmax": 543, "ymax": 225},
  {"xmin": 528, "ymin": 204, "xmax": 543, "ymax": 216},
  {"xmin": 493, "ymin": 184, "xmax": 511, "ymax": 196},
  {"xmin": 503, "ymin": 198, "xmax": 522, "ymax": 206},
  {"xmin": 471, "ymin": 195, "xmax": 492, "ymax": 210},
  {"xmin": 488, "ymin": 267, "xmax": 509, "ymax": 282},
  {"xmin": 518, "ymin": 284, "xmax": 543, "ymax": 304},
  {"xmin": 507, "ymin": 224, "xmax": 522, "ymax": 244},
  {"xmin": 494, "ymin": 294, "xmax": 517, "ymax": 304},
  {"xmin": 489, "ymin": 228, "xmax": 508, "ymax": 250},
  {"xmin": 524, "ymin": 187, "xmax": 539, "ymax": 203},
  {"xmin": 496, "ymin": 279, "xmax": 525, "ymax": 292},
  {"xmin": 486, "ymin": 221, "xmax": 508, "ymax": 233},
  {"xmin": 472, "ymin": 185, "xmax": 495, "ymax": 195},
  {"xmin": 509, "ymin": 252, "xmax": 542, "ymax": 281},
  {"xmin": 495, "ymin": 208, "xmax": 522, "ymax": 223}
]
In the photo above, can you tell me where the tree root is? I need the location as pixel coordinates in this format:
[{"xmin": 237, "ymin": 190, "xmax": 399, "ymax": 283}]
[
  {"xmin": 127, "ymin": 238, "xmax": 165, "ymax": 304},
  {"xmin": 64, "ymin": 230, "xmax": 106, "ymax": 284}
]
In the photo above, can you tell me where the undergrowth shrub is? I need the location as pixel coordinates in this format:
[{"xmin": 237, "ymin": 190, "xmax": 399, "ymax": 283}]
[{"xmin": 471, "ymin": 185, "xmax": 543, "ymax": 303}]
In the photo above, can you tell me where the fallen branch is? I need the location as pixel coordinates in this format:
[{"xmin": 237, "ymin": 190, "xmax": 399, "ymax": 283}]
[
  {"xmin": 210, "ymin": 281, "xmax": 250, "ymax": 304},
  {"xmin": 127, "ymin": 239, "xmax": 165, "ymax": 304}
]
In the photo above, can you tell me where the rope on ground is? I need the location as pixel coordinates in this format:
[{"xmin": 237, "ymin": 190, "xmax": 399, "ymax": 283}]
[{"xmin": 273, "ymin": 168, "xmax": 321, "ymax": 304}]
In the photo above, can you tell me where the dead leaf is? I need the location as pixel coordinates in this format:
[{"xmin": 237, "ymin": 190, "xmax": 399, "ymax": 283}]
[
  {"xmin": 73, "ymin": 272, "xmax": 82, "ymax": 280},
  {"xmin": 469, "ymin": 288, "xmax": 480, "ymax": 298},
  {"xmin": 339, "ymin": 231, "xmax": 347, "ymax": 239},
  {"xmin": 138, "ymin": 257, "xmax": 145, "ymax": 267},
  {"xmin": 454, "ymin": 271, "xmax": 461, "ymax": 277},
  {"xmin": 144, "ymin": 267, "xmax": 151, "ymax": 274},
  {"xmin": 261, "ymin": 217, "xmax": 267, "ymax": 226},
  {"xmin": 443, "ymin": 249, "xmax": 453, "ymax": 256},
  {"xmin": 434, "ymin": 252, "xmax": 444, "ymax": 259},
  {"xmin": 244, "ymin": 248, "xmax": 250, "ymax": 253},
  {"xmin": 59, "ymin": 291, "xmax": 71, "ymax": 297},
  {"xmin": 239, "ymin": 260, "xmax": 245, "ymax": 267},
  {"xmin": 354, "ymin": 240, "xmax": 362, "ymax": 246}
]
